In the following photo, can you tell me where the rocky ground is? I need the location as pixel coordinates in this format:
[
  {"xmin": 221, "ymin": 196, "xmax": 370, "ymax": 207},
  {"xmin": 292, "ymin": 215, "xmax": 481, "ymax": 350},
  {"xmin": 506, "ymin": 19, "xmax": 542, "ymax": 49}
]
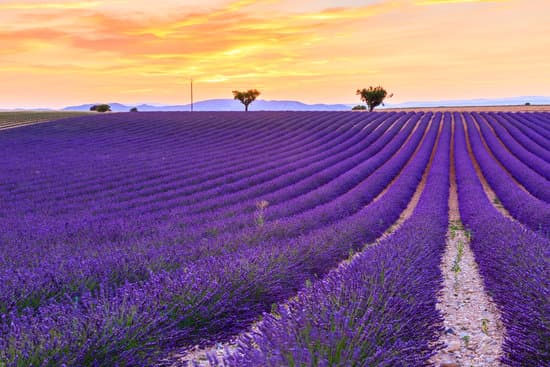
[
  {"xmin": 431, "ymin": 120, "xmax": 505, "ymax": 367},
  {"xmin": 431, "ymin": 218, "xmax": 505, "ymax": 367}
]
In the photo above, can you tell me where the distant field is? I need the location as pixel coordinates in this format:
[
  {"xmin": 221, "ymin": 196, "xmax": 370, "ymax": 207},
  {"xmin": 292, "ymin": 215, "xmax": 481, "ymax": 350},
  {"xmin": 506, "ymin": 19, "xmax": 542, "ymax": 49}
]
[
  {"xmin": 382, "ymin": 104, "xmax": 550, "ymax": 112},
  {"xmin": 0, "ymin": 111, "xmax": 90, "ymax": 130}
]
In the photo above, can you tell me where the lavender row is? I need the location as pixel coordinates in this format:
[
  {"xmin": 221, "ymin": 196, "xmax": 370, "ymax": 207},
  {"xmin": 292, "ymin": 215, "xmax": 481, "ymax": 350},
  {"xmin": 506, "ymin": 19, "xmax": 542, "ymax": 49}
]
[
  {"xmin": 482, "ymin": 113, "xmax": 550, "ymax": 179},
  {"xmin": 1, "ymin": 112, "xmax": 341, "ymax": 201},
  {"xmin": 108, "ymin": 112, "xmax": 428, "ymax": 249},
  {"xmin": 472, "ymin": 114, "xmax": 550, "ymax": 202},
  {"xmin": 0, "ymin": 112, "xmax": 262, "ymax": 189},
  {"xmin": 0, "ymin": 113, "xmax": 440, "ymax": 366},
  {"xmin": 0, "ymin": 112, "xmax": 403, "ymax": 253},
  {"xmin": 0, "ymin": 113, "xmax": 394, "ymax": 249},
  {"xmin": 0, "ymin": 114, "xmax": 428, "ymax": 314},
  {"xmin": 138, "ymin": 113, "xmax": 416, "ymax": 216},
  {"xmin": 527, "ymin": 112, "xmax": 550, "ymax": 131},
  {"xmin": 463, "ymin": 113, "xmax": 550, "ymax": 236},
  {"xmin": 505, "ymin": 113, "xmax": 550, "ymax": 152},
  {"xmin": 3, "ymin": 112, "xmax": 366, "ymax": 216},
  {"xmin": 98, "ymin": 113, "xmax": 392, "ymax": 215},
  {"xmin": 47, "ymin": 112, "xmax": 361, "ymax": 203},
  {"xmin": 516, "ymin": 113, "xmax": 550, "ymax": 140},
  {"xmin": 1, "ymin": 112, "xmax": 344, "ymax": 204},
  {"xmin": 0, "ymin": 113, "xmax": 361, "ymax": 224},
  {"xmin": 218, "ymin": 112, "xmax": 451, "ymax": 367},
  {"xmin": 161, "ymin": 113, "xmax": 412, "ymax": 233},
  {"xmin": 454, "ymin": 118, "xmax": 550, "ymax": 366},
  {"xmin": 496, "ymin": 113, "xmax": 550, "ymax": 162}
]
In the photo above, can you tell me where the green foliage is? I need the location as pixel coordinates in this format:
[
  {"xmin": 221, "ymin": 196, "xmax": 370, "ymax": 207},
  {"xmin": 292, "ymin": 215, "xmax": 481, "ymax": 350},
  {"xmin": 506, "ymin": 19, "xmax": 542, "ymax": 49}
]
[
  {"xmin": 130, "ymin": 107, "xmax": 138, "ymax": 112},
  {"xmin": 525, "ymin": 102, "xmax": 531, "ymax": 106},
  {"xmin": 90, "ymin": 104, "xmax": 111, "ymax": 113},
  {"xmin": 351, "ymin": 105, "xmax": 367, "ymax": 110},
  {"xmin": 356, "ymin": 86, "xmax": 392, "ymax": 112},
  {"xmin": 452, "ymin": 241, "xmax": 464, "ymax": 273},
  {"xmin": 232, "ymin": 89, "xmax": 261, "ymax": 111},
  {"xmin": 481, "ymin": 318, "xmax": 489, "ymax": 335}
]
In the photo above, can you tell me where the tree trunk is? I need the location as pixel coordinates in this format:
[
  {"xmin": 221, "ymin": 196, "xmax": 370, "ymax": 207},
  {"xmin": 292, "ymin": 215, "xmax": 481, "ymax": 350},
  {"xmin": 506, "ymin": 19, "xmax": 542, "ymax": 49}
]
[
  {"xmin": 368, "ymin": 104, "xmax": 374, "ymax": 112},
  {"xmin": 245, "ymin": 104, "xmax": 249, "ymax": 112}
]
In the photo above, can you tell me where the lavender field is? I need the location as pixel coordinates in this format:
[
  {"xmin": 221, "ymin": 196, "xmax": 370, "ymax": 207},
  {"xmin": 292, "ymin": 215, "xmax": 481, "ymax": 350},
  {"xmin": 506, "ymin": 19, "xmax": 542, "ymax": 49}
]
[{"xmin": 0, "ymin": 111, "xmax": 548, "ymax": 366}]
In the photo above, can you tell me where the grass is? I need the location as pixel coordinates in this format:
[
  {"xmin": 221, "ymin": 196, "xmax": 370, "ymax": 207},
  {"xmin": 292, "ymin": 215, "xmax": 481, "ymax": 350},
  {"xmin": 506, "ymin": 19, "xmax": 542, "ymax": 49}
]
[
  {"xmin": 451, "ymin": 240, "xmax": 464, "ymax": 274},
  {"xmin": 449, "ymin": 219, "xmax": 463, "ymax": 240},
  {"xmin": 450, "ymin": 220, "xmax": 466, "ymax": 287},
  {"xmin": 0, "ymin": 111, "xmax": 90, "ymax": 130},
  {"xmin": 481, "ymin": 318, "xmax": 489, "ymax": 335}
]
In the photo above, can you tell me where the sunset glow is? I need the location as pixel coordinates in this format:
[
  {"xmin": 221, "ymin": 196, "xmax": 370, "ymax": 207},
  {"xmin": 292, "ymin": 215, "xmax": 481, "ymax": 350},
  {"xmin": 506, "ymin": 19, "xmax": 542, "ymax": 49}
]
[{"xmin": 1, "ymin": 0, "xmax": 548, "ymax": 108}]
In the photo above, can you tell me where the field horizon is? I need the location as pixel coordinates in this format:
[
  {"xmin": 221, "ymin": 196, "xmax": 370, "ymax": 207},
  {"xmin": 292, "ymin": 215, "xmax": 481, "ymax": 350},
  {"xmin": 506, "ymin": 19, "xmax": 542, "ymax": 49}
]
[{"xmin": 4, "ymin": 95, "xmax": 550, "ymax": 113}]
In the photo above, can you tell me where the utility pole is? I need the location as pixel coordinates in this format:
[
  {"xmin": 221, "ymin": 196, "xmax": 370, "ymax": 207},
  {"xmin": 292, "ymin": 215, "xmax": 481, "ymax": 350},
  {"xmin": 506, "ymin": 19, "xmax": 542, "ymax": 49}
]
[{"xmin": 190, "ymin": 78, "xmax": 194, "ymax": 112}]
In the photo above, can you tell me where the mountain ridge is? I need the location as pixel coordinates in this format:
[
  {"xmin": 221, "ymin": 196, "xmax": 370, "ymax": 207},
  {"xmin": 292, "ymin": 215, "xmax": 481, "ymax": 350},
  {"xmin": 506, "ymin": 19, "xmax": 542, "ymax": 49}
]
[
  {"xmin": 62, "ymin": 99, "xmax": 352, "ymax": 112},
  {"xmin": 10, "ymin": 96, "xmax": 549, "ymax": 112}
]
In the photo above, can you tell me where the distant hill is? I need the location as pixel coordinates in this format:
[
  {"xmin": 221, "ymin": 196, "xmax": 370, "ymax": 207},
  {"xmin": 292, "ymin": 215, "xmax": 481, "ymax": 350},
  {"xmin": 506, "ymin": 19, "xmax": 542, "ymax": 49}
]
[
  {"xmin": 63, "ymin": 100, "xmax": 352, "ymax": 112},
  {"xmin": 48, "ymin": 96, "xmax": 550, "ymax": 112},
  {"xmin": 382, "ymin": 96, "xmax": 550, "ymax": 109}
]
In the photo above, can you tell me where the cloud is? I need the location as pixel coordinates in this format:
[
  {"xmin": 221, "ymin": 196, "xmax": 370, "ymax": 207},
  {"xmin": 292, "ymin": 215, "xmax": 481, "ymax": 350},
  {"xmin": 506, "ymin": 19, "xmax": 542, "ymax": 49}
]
[
  {"xmin": 416, "ymin": 0, "xmax": 507, "ymax": 5},
  {"xmin": 0, "ymin": 1, "xmax": 102, "ymax": 10},
  {"xmin": 1, "ymin": 0, "xmax": 548, "ymax": 107}
]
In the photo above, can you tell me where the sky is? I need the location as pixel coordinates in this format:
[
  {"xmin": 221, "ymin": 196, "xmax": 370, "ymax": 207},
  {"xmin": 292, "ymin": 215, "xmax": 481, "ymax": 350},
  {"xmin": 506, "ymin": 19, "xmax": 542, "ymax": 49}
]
[{"xmin": 0, "ymin": 0, "xmax": 549, "ymax": 108}]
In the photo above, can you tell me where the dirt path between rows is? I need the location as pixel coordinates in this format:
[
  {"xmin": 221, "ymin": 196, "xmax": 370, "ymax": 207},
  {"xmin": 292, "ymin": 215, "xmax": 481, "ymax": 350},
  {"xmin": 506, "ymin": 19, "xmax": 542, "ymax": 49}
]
[{"xmin": 431, "ymin": 117, "xmax": 505, "ymax": 367}]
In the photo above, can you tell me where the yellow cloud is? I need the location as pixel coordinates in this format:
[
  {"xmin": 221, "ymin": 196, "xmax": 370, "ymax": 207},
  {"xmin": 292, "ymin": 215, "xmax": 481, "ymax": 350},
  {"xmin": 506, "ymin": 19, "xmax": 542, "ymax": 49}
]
[
  {"xmin": 0, "ymin": 1, "xmax": 102, "ymax": 10},
  {"xmin": 0, "ymin": 0, "xmax": 548, "ymax": 109},
  {"xmin": 416, "ymin": 0, "xmax": 506, "ymax": 5}
]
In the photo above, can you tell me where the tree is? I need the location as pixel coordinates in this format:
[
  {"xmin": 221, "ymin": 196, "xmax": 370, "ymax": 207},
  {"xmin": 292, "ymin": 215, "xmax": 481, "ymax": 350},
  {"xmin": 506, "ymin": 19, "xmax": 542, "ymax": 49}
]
[
  {"xmin": 356, "ymin": 86, "xmax": 392, "ymax": 112},
  {"xmin": 90, "ymin": 104, "xmax": 111, "ymax": 113},
  {"xmin": 352, "ymin": 105, "xmax": 367, "ymax": 111},
  {"xmin": 130, "ymin": 107, "xmax": 138, "ymax": 112},
  {"xmin": 232, "ymin": 89, "xmax": 260, "ymax": 112}
]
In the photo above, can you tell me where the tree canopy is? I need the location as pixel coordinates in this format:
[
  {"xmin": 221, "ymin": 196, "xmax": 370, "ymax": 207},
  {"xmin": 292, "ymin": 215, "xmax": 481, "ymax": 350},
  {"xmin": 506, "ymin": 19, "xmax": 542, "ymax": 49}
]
[
  {"xmin": 352, "ymin": 105, "xmax": 367, "ymax": 111},
  {"xmin": 232, "ymin": 89, "xmax": 261, "ymax": 111},
  {"xmin": 90, "ymin": 104, "xmax": 111, "ymax": 113},
  {"xmin": 356, "ymin": 86, "xmax": 392, "ymax": 112}
]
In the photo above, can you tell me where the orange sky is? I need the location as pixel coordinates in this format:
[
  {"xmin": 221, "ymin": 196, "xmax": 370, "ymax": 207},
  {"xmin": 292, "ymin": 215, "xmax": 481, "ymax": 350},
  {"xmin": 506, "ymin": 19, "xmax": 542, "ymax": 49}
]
[{"xmin": 1, "ymin": 0, "xmax": 549, "ymax": 108}]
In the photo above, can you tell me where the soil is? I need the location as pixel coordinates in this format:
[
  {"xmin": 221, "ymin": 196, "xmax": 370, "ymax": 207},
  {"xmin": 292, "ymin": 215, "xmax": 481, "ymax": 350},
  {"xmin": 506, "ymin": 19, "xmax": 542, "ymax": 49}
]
[{"xmin": 431, "ymin": 118, "xmax": 505, "ymax": 367}]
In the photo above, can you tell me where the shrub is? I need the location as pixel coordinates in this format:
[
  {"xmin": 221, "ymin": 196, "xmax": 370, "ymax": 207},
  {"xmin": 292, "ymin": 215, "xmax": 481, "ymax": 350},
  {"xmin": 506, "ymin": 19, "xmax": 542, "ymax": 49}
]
[{"xmin": 90, "ymin": 104, "xmax": 112, "ymax": 113}]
